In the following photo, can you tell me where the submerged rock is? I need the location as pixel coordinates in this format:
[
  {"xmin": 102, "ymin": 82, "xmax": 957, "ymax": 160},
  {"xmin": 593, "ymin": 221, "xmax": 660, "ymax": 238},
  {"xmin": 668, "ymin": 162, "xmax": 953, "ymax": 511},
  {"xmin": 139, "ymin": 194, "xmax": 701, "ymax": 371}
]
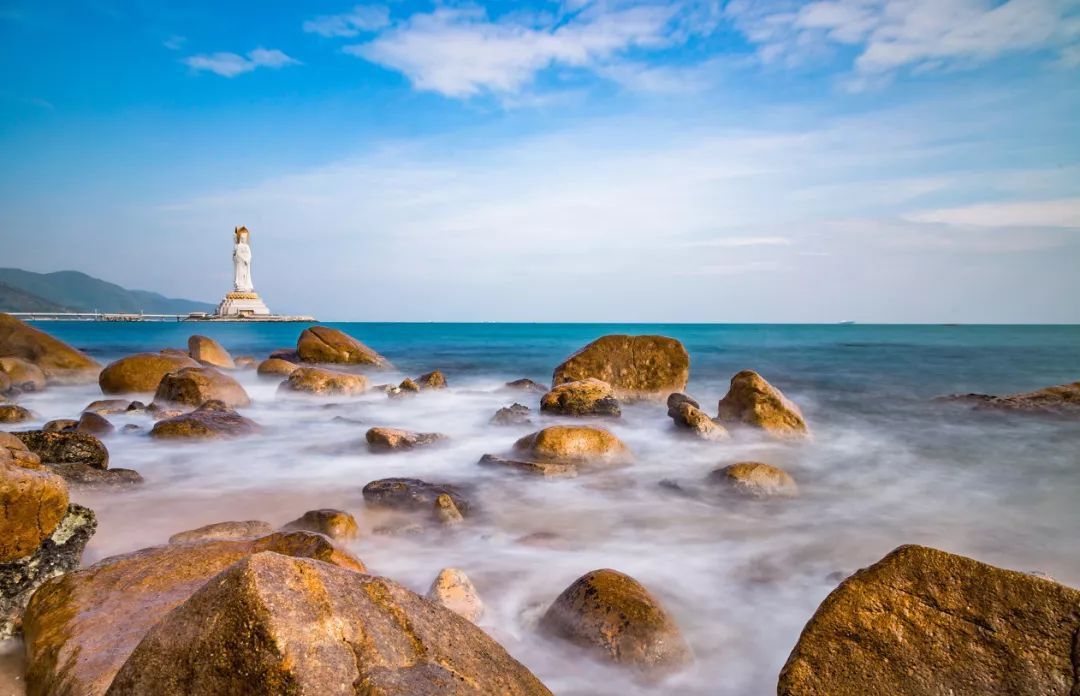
[
  {"xmin": 492, "ymin": 403, "xmax": 532, "ymax": 426},
  {"xmin": 363, "ymin": 477, "xmax": 471, "ymax": 515},
  {"xmin": 256, "ymin": 357, "xmax": 298, "ymax": 377},
  {"xmin": 154, "ymin": 366, "xmax": 250, "ymax": 409},
  {"xmin": 540, "ymin": 378, "xmax": 621, "ymax": 417},
  {"xmin": 708, "ymin": 462, "xmax": 798, "ymax": 498},
  {"xmin": 0, "ymin": 356, "xmax": 46, "ymax": 392},
  {"xmin": 504, "ymin": 378, "xmax": 547, "ymax": 394},
  {"xmin": 0, "ymin": 313, "xmax": 101, "ymax": 384},
  {"xmin": 186, "ymin": 334, "xmax": 235, "ymax": 369},
  {"xmin": 0, "ymin": 404, "xmax": 33, "ymax": 423},
  {"xmin": 13, "ymin": 430, "xmax": 109, "ymax": 469},
  {"xmin": 82, "ymin": 398, "xmax": 136, "ymax": 415},
  {"xmin": 478, "ymin": 454, "xmax": 578, "ymax": 478},
  {"xmin": 296, "ymin": 326, "xmax": 389, "ymax": 366},
  {"xmin": 279, "ymin": 366, "xmax": 368, "ymax": 396},
  {"xmin": 939, "ymin": 380, "xmax": 1080, "ymax": 416},
  {"xmin": 417, "ymin": 369, "xmax": 447, "ymax": 389},
  {"xmin": 47, "ymin": 462, "xmax": 143, "ymax": 488},
  {"xmin": 778, "ymin": 544, "xmax": 1080, "ymax": 696},
  {"xmin": 427, "ymin": 567, "xmax": 484, "ymax": 623},
  {"xmin": 717, "ymin": 370, "xmax": 809, "ymax": 438},
  {"xmin": 233, "ymin": 355, "xmax": 256, "ymax": 370},
  {"xmin": 98, "ymin": 352, "xmax": 199, "ymax": 394},
  {"xmin": 281, "ymin": 509, "xmax": 359, "ymax": 541},
  {"xmin": 169, "ymin": 520, "xmax": 275, "ymax": 544},
  {"xmin": 149, "ymin": 400, "xmax": 260, "ymax": 439},
  {"xmin": 552, "ymin": 334, "xmax": 690, "ymax": 400},
  {"xmin": 43, "ymin": 418, "xmax": 79, "ymax": 432},
  {"xmin": 366, "ymin": 427, "xmax": 447, "ymax": 452}
]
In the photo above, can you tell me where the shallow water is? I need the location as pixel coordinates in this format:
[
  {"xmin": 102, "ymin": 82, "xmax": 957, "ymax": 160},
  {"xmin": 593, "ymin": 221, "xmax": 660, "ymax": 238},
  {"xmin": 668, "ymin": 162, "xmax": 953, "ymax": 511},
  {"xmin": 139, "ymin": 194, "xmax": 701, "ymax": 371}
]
[{"xmin": 8, "ymin": 322, "xmax": 1080, "ymax": 694}]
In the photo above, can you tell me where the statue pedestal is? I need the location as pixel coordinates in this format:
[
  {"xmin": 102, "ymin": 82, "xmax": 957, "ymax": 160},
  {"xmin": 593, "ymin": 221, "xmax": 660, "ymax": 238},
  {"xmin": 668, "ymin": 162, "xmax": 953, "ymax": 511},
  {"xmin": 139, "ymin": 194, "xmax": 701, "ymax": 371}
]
[{"xmin": 215, "ymin": 291, "xmax": 271, "ymax": 317}]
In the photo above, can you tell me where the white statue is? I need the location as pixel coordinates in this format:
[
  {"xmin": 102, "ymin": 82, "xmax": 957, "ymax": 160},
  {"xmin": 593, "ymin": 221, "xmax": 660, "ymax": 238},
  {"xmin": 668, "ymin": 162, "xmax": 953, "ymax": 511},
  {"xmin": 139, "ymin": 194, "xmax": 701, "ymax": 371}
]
[{"xmin": 232, "ymin": 226, "xmax": 254, "ymax": 292}]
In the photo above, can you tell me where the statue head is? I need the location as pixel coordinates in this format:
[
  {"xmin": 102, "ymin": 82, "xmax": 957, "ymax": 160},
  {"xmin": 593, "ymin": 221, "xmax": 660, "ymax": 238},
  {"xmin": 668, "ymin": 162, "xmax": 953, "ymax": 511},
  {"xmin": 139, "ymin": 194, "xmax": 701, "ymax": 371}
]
[{"xmin": 234, "ymin": 226, "xmax": 250, "ymax": 244}]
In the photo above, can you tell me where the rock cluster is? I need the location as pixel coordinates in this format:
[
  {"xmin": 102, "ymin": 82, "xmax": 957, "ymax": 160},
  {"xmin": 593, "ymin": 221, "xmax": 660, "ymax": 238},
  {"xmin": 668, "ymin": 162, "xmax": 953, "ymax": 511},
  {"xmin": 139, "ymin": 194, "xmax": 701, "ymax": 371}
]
[{"xmin": 667, "ymin": 393, "xmax": 729, "ymax": 441}]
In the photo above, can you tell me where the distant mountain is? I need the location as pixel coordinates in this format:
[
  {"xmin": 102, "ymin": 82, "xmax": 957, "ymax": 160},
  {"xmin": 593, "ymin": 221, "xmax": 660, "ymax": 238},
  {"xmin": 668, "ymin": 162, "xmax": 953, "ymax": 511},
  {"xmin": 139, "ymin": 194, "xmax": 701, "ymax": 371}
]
[{"xmin": 0, "ymin": 268, "xmax": 216, "ymax": 314}]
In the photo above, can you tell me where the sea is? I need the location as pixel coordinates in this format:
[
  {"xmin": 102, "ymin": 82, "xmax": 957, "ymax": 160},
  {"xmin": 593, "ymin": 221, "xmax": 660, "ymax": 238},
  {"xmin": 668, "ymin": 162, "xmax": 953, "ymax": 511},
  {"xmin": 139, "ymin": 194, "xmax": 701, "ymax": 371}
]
[{"xmin": 5, "ymin": 322, "xmax": 1080, "ymax": 695}]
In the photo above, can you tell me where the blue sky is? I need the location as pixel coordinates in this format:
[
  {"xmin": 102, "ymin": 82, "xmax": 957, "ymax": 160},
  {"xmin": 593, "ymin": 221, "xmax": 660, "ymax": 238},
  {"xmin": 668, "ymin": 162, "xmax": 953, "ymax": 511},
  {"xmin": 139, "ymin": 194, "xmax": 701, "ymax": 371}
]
[{"xmin": 2, "ymin": 0, "xmax": 1078, "ymax": 322}]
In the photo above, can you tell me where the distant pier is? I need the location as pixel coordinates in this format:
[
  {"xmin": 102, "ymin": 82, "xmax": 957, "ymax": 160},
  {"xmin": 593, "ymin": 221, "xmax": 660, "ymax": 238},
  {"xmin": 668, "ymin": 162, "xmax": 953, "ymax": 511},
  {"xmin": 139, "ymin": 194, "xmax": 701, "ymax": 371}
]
[{"xmin": 10, "ymin": 312, "xmax": 316, "ymax": 323}]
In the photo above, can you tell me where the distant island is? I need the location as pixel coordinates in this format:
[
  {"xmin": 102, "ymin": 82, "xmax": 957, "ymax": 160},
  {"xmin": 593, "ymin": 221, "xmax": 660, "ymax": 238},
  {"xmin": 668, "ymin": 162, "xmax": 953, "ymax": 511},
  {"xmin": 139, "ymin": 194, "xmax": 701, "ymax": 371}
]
[{"xmin": 0, "ymin": 268, "xmax": 215, "ymax": 315}]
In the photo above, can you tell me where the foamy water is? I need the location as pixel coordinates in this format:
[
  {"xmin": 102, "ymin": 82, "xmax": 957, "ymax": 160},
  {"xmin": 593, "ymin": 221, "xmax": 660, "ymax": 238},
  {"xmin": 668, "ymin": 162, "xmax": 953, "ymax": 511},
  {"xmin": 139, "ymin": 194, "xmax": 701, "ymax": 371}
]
[{"xmin": 6, "ymin": 323, "xmax": 1080, "ymax": 694}]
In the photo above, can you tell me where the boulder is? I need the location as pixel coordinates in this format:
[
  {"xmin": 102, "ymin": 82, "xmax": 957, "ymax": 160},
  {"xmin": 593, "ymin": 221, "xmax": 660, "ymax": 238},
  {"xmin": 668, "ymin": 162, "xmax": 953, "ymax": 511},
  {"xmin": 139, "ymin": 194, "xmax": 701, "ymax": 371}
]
[
  {"xmin": 279, "ymin": 366, "xmax": 368, "ymax": 396},
  {"xmin": 778, "ymin": 544, "xmax": 1080, "ymax": 696},
  {"xmin": 0, "ymin": 356, "xmax": 46, "ymax": 392},
  {"xmin": 540, "ymin": 378, "xmax": 621, "ymax": 417},
  {"xmin": 669, "ymin": 402, "xmax": 729, "ymax": 441},
  {"xmin": 366, "ymin": 427, "xmax": 447, "ymax": 452},
  {"xmin": 363, "ymin": 478, "xmax": 471, "ymax": 515},
  {"xmin": 169, "ymin": 520, "xmax": 275, "ymax": 544},
  {"xmin": 427, "ymin": 567, "xmax": 484, "ymax": 623},
  {"xmin": 106, "ymin": 552, "xmax": 550, "ymax": 695},
  {"xmin": 281, "ymin": 509, "xmax": 358, "ymax": 541},
  {"xmin": 504, "ymin": 378, "xmax": 547, "ymax": 394},
  {"xmin": 233, "ymin": 355, "xmax": 257, "ymax": 370},
  {"xmin": 940, "ymin": 380, "xmax": 1080, "ymax": 416},
  {"xmin": 0, "ymin": 313, "xmax": 101, "ymax": 384},
  {"xmin": 76, "ymin": 411, "xmax": 114, "ymax": 436},
  {"xmin": 82, "ymin": 399, "xmax": 135, "ymax": 415},
  {"xmin": 540, "ymin": 569, "xmax": 692, "ymax": 677},
  {"xmin": 149, "ymin": 400, "xmax": 260, "ymax": 439},
  {"xmin": 22, "ymin": 532, "xmax": 365, "ymax": 695},
  {"xmin": 708, "ymin": 462, "xmax": 798, "ymax": 498},
  {"xmin": 0, "ymin": 459, "xmax": 69, "ymax": 564},
  {"xmin": 256, "ymin": 357, "xmax": 298, "ymax": 377},
  {"xmin": 492, "ymin": 403, "xmax": 532, "ymax": 426},
  {"xmin": 153, "ymin": 366, "xmax": 251, "ymax": 408},
  {"xmin": 513, "ymin": 426, "xmax": 630, "ymax": 465},
  {"xmin": 716, "ymin": 370, "xmax": 809, "ymax": 438},
  {"xmin": 552, "ymin": 335, "xmax": 689, "ymax": 400},
  {"xmin": 98, "ymin": 352, "xmax": 199, "ymax": 394},
  {"xmin": 433, "ymin": 493, "xmax": 464, "ymax": 525},
  {"xmin": 417, "ymin": 370, "xmax": 447, "ymax": 389},
  {"xmin": 295, "ymin": 326, "xmax": 389, "ymax": 366},
  {"xmin": 186, "ymin": 335, "xmax": 235, "ymax": 369},
  {"xmin": 0, "ymin": 404, "xmax": 33, "ymax": 423},
  {"xmin": 43, "ymin": 419, "xmax": 78, "ymax": 432},
  {"xmin": 666, "ymin": 392, "xmax": 700, "ymax": 413},
  {"xmin": 13, "ymin": 430, "xmax": 109, "ymax": 469},
  {"xmin": 0, "ymin": 431, "xmax": 40, "ymax": 468}
]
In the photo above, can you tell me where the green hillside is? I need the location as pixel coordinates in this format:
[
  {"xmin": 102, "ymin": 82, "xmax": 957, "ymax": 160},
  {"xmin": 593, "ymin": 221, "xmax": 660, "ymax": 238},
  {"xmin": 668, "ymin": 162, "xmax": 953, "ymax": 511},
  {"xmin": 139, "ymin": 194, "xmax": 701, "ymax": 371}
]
[
  {"xmin": 0, "ymin": 268, "xmax": 215, "ymax": 314},
  {"xmin": 0, "ymin": 281, "xmax": 71, "ymax": 312}
]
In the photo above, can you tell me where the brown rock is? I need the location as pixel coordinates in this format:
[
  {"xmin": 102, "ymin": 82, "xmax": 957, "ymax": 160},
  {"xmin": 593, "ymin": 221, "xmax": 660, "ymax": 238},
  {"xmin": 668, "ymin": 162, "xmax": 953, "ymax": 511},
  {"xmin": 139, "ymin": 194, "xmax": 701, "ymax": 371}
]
[
  {"xmin": 417, "ymin": 370, "xmax": 447, "ymax": 389},
  {"xmin": 670, "ymin": 402, "xmax": 729, "ymax": 441},
  {"xmin": 169, "ymin": 520, "xmax": 274, "ymax": 544},
  {"xmin": 46, "ymin": 462, "xmax": 143, "ymax": 489},
  {"xmin": 478, "ymin": 454, "xmax": 578, "ymax": 478},
  {"xmin": 717, "ymin": 370, "xmax": 809, "ymax": 437},
  {"xmin": 666, "ymin": 392, "xmax": 700, "ymax": 413},
  {"xmin": 0, "ymin": 356, "xmax": 46, "ymax": 392},
  {"xmin": 389, "ymin": 377, "xmax": 421, "ymax": 398},
  {"xmin": 0, "ymin": 404, "xmax": 33, "ymax": 423},
  {"xmin": 149, "ymin": 400, "xmax": 260, "ymax": 439},
  {"xmin": 0, "ymin": 431, "xmax": 40, "ymax": 468},
  {"xmin": 552, "ymin": 335, "xmax": 689, "ymax": 400},
  {"xmin": 153, "ymin": 366, "xmax": 251, "ymax": 408},
  {"xmin": 281, "ymin": 509, "xmax": 358, "ymax": 541},
  {"xmin": 0, "ymin": 313, "xmax": 101, "ymax": 384},
  {"xmin": 22, "ymin": 532, "xmax": 365, "ymax": 696},
  {"xmin": 13, "ymin": 430, "xmax": 109, "ymax": 469},
  {"xmin": 433, "ymin": 493, "xmax": 464, "ymax": 525},
  {"xmin": 362, "ymin": 478, "xmax": 470, "ymax": 515},
  {"xmin": 541, "ymin": 378, "xmax": 621, "ymax": 417},
  {"xmin": 492, "ymin": 403, "xmax": 532, "ymax": 426},
  {"xmin": 0, "ymin": 459, "xmax": 69, "ymax": 563},
  {"xmin": 75, "ymin": 412, "xmax": 114, "ymax": 436},
  {"xmin": 427, "ymin": 567, "xmax": 484, "ymax": 623},
  {"xmin": 43, "ymin": 419, "xmax": 78, "ymax": 432},
  {"xmin": 941, "ymin": 380, "xmax": 1080, "ymax": 416},
  {"xmin": 296, "ymin": 326, "xmax": 389, "ymax": 366},
  {"xmin": 540, "ymin": 569, "xmax": 692, "ymax": 676},
  {"xmin": 366, "ymin": 427, "xmax": 447, "ymax": 452},
  {"xmin": 513, "ymin": 425, "xmax": 630, "ymax": 465},
  {"xmin": 0, "ymin": 371, "xmax": 9, "ymax": 394},
  {"xmin": 256, "ymin": 357, "xmax": 298, "ymax": 377},
  {"xmin": 708, "ymin": 462, "xmax": 797, "ymax": 498},
  {"xmin": 233, "ymin": 355, "xmax": 256, "ymax": 370},
  {"xmin": 778, "ymin": 544, "xmax": 1080, "ymax": 696},
  {"xmin": 186, "ymin": 335, "xmax": 235, "ymax": 369},
  {"xmin": 106, "ymin": 552, "xmax": 550, "ymax": 696},
  {"xmin": 82, "ymin": 399, "xmax": 135, "ymax": 415},
  {"xmin": 98, "ymin": 352, "xmax": 199, "ymax": 394},
  {"xmin": 279, "ymin": 366, "xmax": 368, "ymax": 396},
  {"xmin": 504, "ymin": 378, "xmax": 547, "ymax": 394}
]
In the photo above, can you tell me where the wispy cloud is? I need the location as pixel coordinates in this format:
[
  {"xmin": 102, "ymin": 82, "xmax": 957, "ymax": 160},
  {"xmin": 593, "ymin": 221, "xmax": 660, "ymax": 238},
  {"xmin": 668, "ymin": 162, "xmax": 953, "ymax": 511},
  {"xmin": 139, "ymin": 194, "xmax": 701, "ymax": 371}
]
[
  {"xmin": 907, "ymin": 197, "xmax": 1080, "ymax": 228},
  {"xmin": 303, "ymin": 4, "xmax": 390, "ymax": 37},
  {"xmin": 682, "ymin": 236, "xmax": 793, "ymax": 247},
  {"xmin": 184, "ymin": 48, "xmax": 300, "ymax": 78},
  {"xmin": 163, "ymin": 35, "xmax": 185, "ymax": 51}
]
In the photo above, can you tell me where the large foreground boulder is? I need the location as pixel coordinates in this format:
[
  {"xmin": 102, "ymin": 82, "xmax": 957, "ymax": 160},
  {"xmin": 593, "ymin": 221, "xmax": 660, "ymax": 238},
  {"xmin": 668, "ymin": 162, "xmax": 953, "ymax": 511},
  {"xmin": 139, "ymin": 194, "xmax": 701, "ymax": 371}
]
[
  {"xmin": 279, "ymin": 366, "xmax": 368, "ymax": 396},
  {"xmin": 186, "ymin": 335, "xmax": 234, "ymax": 369},
  {"xmin": 717, "ymin": 370, "xmax": 809, "ymax": 438},
  {"xmin": 149, "ymin": 400, "xmax": 260, "ymax": 439},
  {"xmin": 98, "ymin": 353, "xmax": 199, "ymax": 394},
  {"xmin": 778, "ymin": 544, "xmax": 1080, "ymax": 696},
  {"xmin": 23, "ymin": 532, "xmax": 364, "ymax": 696},
  {"xmin": 552, "ymin": 335, "xmax": 689, "ymax": 400},
  {"xmin": 153, "ymin": 366, "xmax": 250, "ymax": 408},
  {"xmin": 107, "ymin": 552, "xmax": 550, "ymax": 695},
  {"xmin": 0, "ymin": 313, "xmax": 101, "ymax": 384},
  {"xmin": 540, "ymin": 378, "xmax": 621, "ymax": 417},
  {"xmin": 941, "ymin": 380, "xmax": 1080, "ymax": 416},
  {"xmin": 296, "ymin": 326, "xmax": 389, "ymax": 366}
]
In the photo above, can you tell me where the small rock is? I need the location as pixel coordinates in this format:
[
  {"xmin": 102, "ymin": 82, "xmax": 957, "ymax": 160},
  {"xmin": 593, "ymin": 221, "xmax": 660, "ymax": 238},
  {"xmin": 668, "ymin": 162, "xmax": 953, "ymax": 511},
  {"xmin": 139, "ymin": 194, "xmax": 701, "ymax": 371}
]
[
  {"xmin": 492, "ymin": 403, "xmax": 532, "ymax": 426},
  {"xmin": 43, "ymin": 418, "xmax": 79, "ymax": 432},
  {"xmin": 540, "ymin": 378, "xmax": 621, "ymax": 417},
  {"xmin": 233, "ymin": 355, "xmax": 257, "ymax": 370},
  {"xmin": 388, "ymin": 377, "xmax": 421, "ymax": 398},
  {"xmin": 279, "ymin": 366, "xmax": 367, "ymax": 396},
  {"xmin": 47, "ymin": 462, "xmax": 143, "ymax": 488},
  {"xmin": 666, "ymin": 392, "xmax": 700, "ymax": 413},
  {"xmin": 513, "ymin": 425, "xmax": 630, "ymax": 464},
  {"xmin": 669, "ymin": 402, "xmax": 729, "ymax": 441},
  {"xmin": 433, "ymin": 493, "xmax": 464, "ymax": 525},
  {"xmin": 169, "ymin": 520, "xmax": 274, "ymax": 544},
  {"xmin": 149, "ymin": 400, "xmax": 260, "ymax": 439},
  {"xmin": 478, "ymin": 454, "xmax": 578, "ymax": 478},
  {"xmin": 707, "ymin": 461, "xmax": 798, "ymax": 498},
  {"xmin": 0, "ymin": 404, "xmax": 33, "ymax": 423},
  {"xmin": 187, "ymin": 335, "xmax": 235, "ymax": 369},
  {"xmin": 366, "ymin": 427, "xmax": 447, "ymax": 452},
  {"xmin": 416, "ymin": 370, "xmax": 447, "ymax": 389},
  {"xmin": 281, "ymin": 509, "xmax": 359, "ymax": 541},
  {"xmin": 504, "ymin": 378, "xmax": 547, "ymax": 394},
  {"xmin": 362, "ymin": 477, "xmax": 470, "ymax": 515},
  {"xmin": 256, "ymin": 357, "xmax": 298, "ymax": 377},
  {"xmin": 82, "ymin": 398, "xmax": 134, "ymax": 415},
  {"xmin": 427, "ymin": 568, "xmax": 484, "ymax": 623}
]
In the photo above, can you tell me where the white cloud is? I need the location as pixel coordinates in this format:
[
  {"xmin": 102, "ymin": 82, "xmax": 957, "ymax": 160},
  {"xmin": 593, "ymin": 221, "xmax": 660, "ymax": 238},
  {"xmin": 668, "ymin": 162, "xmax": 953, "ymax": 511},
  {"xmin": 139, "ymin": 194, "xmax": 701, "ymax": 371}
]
[
  {"xmin": 163, "ymin": 35, "xmax": 186, "ymax": 51},
  {"xmin": 303, "ymin": 5, "xmax": 390, "ymax": 37},
  {"xmin": 184, "ymin": 48, "xmax": 300, "ymax": 78},
  {"xmin": 907, "ymin": 197, "xmax": 1080, "ymax": 228}
]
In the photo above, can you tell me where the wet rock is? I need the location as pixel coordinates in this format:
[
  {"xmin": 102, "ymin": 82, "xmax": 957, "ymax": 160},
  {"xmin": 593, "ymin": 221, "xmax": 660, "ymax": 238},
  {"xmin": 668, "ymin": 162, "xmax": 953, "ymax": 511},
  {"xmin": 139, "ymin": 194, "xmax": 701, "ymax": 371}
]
[
  {"xmin": 513, "ymin": 425, "xmax": 630, "ymax": 465},
  {"xmin": 666, "ymin": 392, "xmax": 699, "ymax": 414},
  {"xmin": 669, "ymin": 402, "xmax": 729, "ymax": 441},
  {"xmin": 717, "ymin": 370, "xmax": 809, "ymax": 438},
  {"xmin": 296, "ymin": 326, "xmax": 390, "ymax": 366},
  {"xmin": 82, "ymin": 398, "xmax": 134, "ymax": 415},
  {"xmin": 13, "ymin": 430, "xmax": 109, "ymax": 469},
  {"xmin": 0, "ymin": 371, "xmax": 9, "ymax": 395},
  {"xmin": 540, "ymin": 378, "xmax": 621, "ymax": 417},
  {"xmin": 0, "ymin": 458, "xmax": 69, "ymax": 564},
  {"xmin": 107, "ymin": 552, "xmax": 550, "ymax": 696},
  {"xmin": 186, "ymin": 334, "xmax": 235, "ymax": 369},
  {"xmin": 121, "ymin": 424, "xmax": 142, "ymax": 434},
  {"xmin": 281, "ymin": 509, "xmax": 359, "ymax": 541},
  {"xmin": 98, "ymin": 352, "xmax": 199, "ymax": 394},
  {"xmin": 778, "ymin": 544, "xmax": 1080, "ymax": 696},
  {"xmin": 478, "ymin": 454, "xmax": 578, "ymax": 478},
  {"xmin": 279, "ymin": 366, "xmax": 368, "ymax": 396},
  {"xmin": 149, "ymin": 400, "xmax": 260, "ymax": 439},
  {"xmin": 256, "ymin": 357, "xmax": 298, "ymax": 377},
  {"xmin": 417, "ymin": 370, "xmax": 447, "ymax": 389},
  {"xmin": 43, "ymin": 418, "xmax": 79, "ymax": 432},
  {"xmin": 169, "ymin": 520, "xmax": 274, "ymax": 544},
  {"xmin": 22, "ymin": 531, "xmax": 365, "ymax": 696},
  {"xmin": 388, "ymin": 377, "xmax": 421, "ymax": 398},
  {"xmin": 492, "ymin": 403, "xmax": 532, "ymax": 426},
  {"xmin": 233, "ymin": 355, "xmax": 256, "ymax": 370},
  {"xmin": 540, "ymin": 568, "xmax": 692, "ymax": 677},
  {"xmin": 0, "ymin": 313, "xmax": 101, "ymax": 384},
  {"xmin": 48, "ymin": 462, "xmax": 143, "ymax": 488},
  {"xmin": 427, "ymin": 567, "xmax": 484, "ymax": 623},
  {"xmin": 708, "ymin": 462, "xmax": 798, "ymax": 498},
  {"xmin": 0, "ymin": 432, "xmax": 39, "ymax": 468},
  {"xmin": 268, "ymin": 347, "xmax": 298, "ymax": 361},
  {"xmin": 0, "ymin": 404, "xmax": 33, "ymax": 423},
  {"xmin": 433, "ymin": 493, "xmax": 464, "ymax": 525},
  {"xmin": 366, "ymin": 427, "xmax": 447, "ymax": 452},
  {"xmin": 153, "ymin": 366, "xmax": 251, "ymax": 408},
  {"xmin": 552, "ymin": 335, "xmax": 690, "ymax": 400},
  {"xmin": 504, "ymin": 378, "xmax": 547, "ymax": 394},
  {"xmin": 1, "ymin": 504, "xmax": 95, "ymax": 640},
  {"xmin": 75, "ymin": 411, "xmax": 114, "ymax": 436},
  {"xmin": 939, "ymin": 380, "xmax": 1080, "ymax": 416},
  {"xmin": 363, "ymin": 477, "xmax": 471, "ymax": 515},
  {"xmin": 0, "ymin": 356, "xmax": 46, "ymax": 392}
]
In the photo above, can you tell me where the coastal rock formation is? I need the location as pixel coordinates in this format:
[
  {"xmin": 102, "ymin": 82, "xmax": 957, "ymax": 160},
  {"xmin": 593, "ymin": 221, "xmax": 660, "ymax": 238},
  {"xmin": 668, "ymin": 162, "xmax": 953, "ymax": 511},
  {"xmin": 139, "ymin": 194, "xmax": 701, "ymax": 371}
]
[
  {"xmin": 279, "ymin": 366, "xmax": 368, "ymax": 396},
  {"xmin": 169, "ymin": 520, "xmax": 274, "ymax": 544},
  {"xmin": 492, "ymin": 403, "xmax": 532, "ymax": 426},
  {"xmin": 513, "ymin": 426, "xmax": 630, "ymax": 465},
  {"xmin": 940, "ymin": 380, "xmax": 1080, "ymax": 416},
  {"xmin": 778, "ymin": 544, "xmax": 1080, "ymax": 696},
  {"xmin": 186, "ymin": 335, "xmax": 235, "ymax": 370},
  {"xmin": 427, "ymin": 567, "xmax": 484, "ymax": 623},
  {"xmin": 0, "ymin": 356, "xmax": 46, "ymax": 392},
  {"xmin": 668, "ymin": 399, "xmax": 729, "ymax": 441},
  {"xmin": 13, "ymin": 430, "xmax": 109, "ymax": 469},
  {"xmin": 388, "ymin": 377, "xmax": 421, "ymax": 398},
  {"xmin": 107, "ymin": 552, "xmax": 550, "ymax": 695},
  {"xmin": 417, "ymin": 369, "xmax": 447, "ymax": 389},
  {"xmin": 541, "ymin": 569, "xmax": 692, "ymax": 677},
  {"xmin": 0, "ymin": 404, "xmax": 33, "ymax": 423},
  {"xmin": 22, "ymin": 531, "xmax": 365, "ymax": 695},
  {"xmin": 281, "ymin": 508, "xmax": 359, "ymax": 541},
  {"xmin": 540, "ymin": 378, "xmax": 621, "ymax": 417},
  {"xmin": 362, "ymin": 478, "xmax": 471, "ymax": 515},
  {"xmin": 552, "ymin": 335, "xmax": 690, "ymax": 400},
  {"xmin": 150, "ymin": 400, "xmax": 260, "ymax": 439},
  {"xmin": 717, "ymin": 370, "xmax": 809, "ymax": 438},
  {"xmin": 153, "ymin": 366, "xmax": 251, "ymax": 408},
  {"xmin": 98, "ymin": 352, "xmax": 199, "ymax": 394},
  {"xmin": 296, "ymin": 326, "xmax": 389, "ymax": 366},
  {"xmin": 0, "ymin": 313, "xmax": 101, "ymax": 384},
  {"xmin": 708, "ymin": 462, "xmax": 798, "ymax": 498},
  {"xmin": 366, "ymin": 427, "xmax": 447, "ymax": 452}
]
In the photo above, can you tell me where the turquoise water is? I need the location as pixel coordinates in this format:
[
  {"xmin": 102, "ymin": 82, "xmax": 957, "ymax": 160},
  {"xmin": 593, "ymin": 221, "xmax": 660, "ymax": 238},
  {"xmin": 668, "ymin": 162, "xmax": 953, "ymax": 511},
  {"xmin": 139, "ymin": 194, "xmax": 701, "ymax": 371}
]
[{"xmin": 12, "ymin": 322, "xmax": 1080, "ymax": 695}]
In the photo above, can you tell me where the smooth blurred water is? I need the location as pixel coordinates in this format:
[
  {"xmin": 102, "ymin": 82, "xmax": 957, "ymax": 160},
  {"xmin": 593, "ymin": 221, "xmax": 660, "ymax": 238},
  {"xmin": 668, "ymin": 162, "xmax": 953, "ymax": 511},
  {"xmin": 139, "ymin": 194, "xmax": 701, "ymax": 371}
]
[{"xmin": 9, "ymin": 322, "xmax": 1080, "ymax": 695}]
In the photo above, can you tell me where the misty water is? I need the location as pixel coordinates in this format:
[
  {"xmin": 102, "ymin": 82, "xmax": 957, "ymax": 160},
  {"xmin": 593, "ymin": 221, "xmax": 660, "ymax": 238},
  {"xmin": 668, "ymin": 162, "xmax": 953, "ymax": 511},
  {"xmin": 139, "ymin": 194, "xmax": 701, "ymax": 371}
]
[{"xmin": 7, "ymin": 322, "xmax": 1080, "ymax": 694}]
